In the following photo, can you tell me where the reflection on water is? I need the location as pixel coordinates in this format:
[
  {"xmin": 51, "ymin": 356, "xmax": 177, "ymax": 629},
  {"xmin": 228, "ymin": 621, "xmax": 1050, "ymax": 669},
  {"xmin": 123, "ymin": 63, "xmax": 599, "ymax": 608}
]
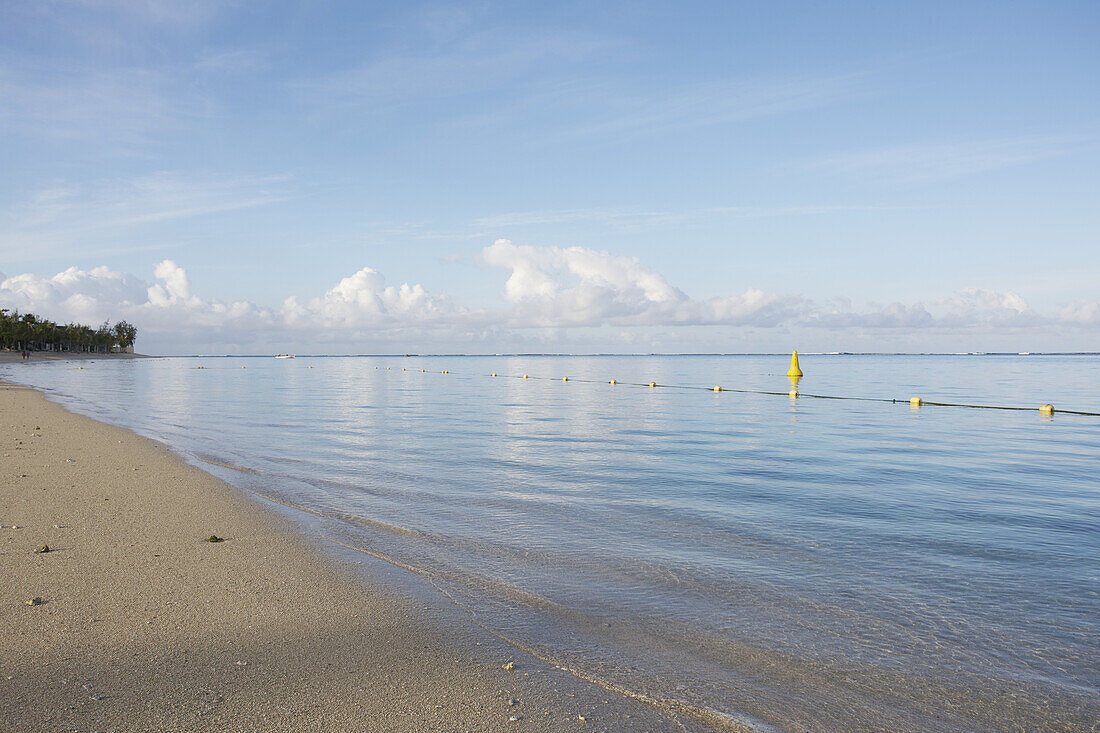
[{"xmin": 5, "ymin": 354, "xmax": 1099, "ymax": 731}]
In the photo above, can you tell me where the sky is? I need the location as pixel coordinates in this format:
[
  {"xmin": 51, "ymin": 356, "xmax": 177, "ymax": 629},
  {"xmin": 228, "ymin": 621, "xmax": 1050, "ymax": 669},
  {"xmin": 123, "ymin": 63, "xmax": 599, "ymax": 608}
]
[{"xmin": 1, "ymin": 0, "xmax": 1097, "ymax": 354}]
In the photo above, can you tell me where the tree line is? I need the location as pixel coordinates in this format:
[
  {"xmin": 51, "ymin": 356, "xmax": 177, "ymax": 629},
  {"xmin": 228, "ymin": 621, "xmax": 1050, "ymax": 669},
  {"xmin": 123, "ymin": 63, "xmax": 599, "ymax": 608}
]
[{"xmin": 0, "ymin": 309, "xmax": 138, "ymax": 354}]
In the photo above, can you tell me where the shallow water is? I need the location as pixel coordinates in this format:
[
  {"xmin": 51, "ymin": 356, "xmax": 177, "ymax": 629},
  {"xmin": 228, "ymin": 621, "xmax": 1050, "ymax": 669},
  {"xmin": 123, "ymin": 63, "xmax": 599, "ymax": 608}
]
[{"xmin": 6, "ymin": 354, "xmax": 1099, "ymax": 731}]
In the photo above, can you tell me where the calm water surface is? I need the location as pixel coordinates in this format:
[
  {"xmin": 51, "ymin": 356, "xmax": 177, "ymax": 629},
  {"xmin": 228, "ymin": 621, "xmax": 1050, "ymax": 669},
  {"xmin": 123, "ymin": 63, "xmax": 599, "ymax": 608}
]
[{"xmin": 5, "ymin": 354, "xmax": 1098, "ymax": 731}]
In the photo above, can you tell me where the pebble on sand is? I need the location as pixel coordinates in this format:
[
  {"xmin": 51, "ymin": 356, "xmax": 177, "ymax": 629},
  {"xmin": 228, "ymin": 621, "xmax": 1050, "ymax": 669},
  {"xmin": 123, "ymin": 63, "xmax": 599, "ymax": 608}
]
[
  {"xmin": 501, "ymin": 661, "xmax": 515, "ymax": 672},
  {"xmin": 35, "ymin": 544, "xmax": 49, "ymax": 553}
]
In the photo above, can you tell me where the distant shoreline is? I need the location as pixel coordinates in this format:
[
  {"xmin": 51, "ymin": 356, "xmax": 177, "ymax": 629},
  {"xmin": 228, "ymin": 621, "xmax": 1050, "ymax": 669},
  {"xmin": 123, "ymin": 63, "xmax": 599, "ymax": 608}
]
[
  {"xmin": 0, "ymin": 351, "xmax": 155, "ymax": 364},
  {"xmin": 116, "ymin": 351, "xmax": 1100, "ymax": 358}
]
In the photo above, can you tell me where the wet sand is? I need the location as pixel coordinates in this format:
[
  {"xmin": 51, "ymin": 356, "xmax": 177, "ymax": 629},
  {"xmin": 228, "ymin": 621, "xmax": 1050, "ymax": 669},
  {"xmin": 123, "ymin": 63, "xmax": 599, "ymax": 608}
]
[
  {"xmin": 0, "ymin": 350, "xmax": 152, "ymax": 364},
  {"xmin": 0, "ymin": 378, "xmax": 705, "ymax": 731}
]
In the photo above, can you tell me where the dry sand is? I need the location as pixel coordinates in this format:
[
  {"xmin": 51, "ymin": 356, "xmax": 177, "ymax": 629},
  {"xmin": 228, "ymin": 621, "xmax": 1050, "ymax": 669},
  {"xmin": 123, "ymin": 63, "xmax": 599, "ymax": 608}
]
[{"xmin": 0, "ymin": 378, "xmax": 701, "ymax": 732}]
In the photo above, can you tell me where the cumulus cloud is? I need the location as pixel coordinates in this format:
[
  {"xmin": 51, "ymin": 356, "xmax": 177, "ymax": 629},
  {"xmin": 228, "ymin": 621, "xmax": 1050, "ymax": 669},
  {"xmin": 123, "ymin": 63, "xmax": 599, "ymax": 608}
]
[
  {"xmin": 803, "ymin": 289, "xmax": 1048, "ymax": 330},
  {"xmin": 1059, "ymin": 300, "xmax": 1100, "ymax": 326},
  {"xmin": 483, "ymin": 239, "xmax": 687, "ymax": 325},
  {"xmin": 0, "ymin": 261, "xmax": 273, "ymax": 337},
  {"xmin": 281, "ymin": 267, "xmax": 458, "ymax": 329},
  {"xmin": 483, "ymin": 239, "xmax": 802, "ymax": 327},
  {"xmin": 1, "ymin": 246, "xmax": 1097, "ymax": 353},
  {"xmin": 0, "ymin": 265, "xmax": 148, "ymax": 323},
  {"xmin": 147, "ymin": 260, "xmax": 200, "ymax": 307}
]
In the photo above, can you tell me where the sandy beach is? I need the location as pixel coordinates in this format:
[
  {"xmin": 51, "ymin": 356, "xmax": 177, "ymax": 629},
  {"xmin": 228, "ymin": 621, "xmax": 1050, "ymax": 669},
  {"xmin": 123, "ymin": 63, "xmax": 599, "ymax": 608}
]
[
  {"xmin": 0, "ymin": 375, "xmax": 702, "ymax": 732},
  {"xmin": 0, "ymin": 351, "xmax": 153, "ymax": 364}
]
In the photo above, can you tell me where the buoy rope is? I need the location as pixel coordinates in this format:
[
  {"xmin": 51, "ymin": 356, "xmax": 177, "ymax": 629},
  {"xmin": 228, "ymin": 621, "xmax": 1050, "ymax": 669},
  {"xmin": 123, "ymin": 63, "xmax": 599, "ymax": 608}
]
[{"xmin": 419, "ymin": 369, "xmax": 1100, "ymax": 417}]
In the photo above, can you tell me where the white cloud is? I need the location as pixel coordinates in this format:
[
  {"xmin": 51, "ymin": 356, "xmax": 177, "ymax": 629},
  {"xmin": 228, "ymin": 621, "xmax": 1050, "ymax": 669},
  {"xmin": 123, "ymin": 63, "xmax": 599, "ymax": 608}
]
[
  {"xmin": 483, "ymin": 239, "xmax": 687, "ymax": 325},
  {"xmin": 1, "ymin": 248, "xmax": 1096, "ymax": 353},
  {"xmin": 1059, "ymin": 300, "xmax": 1100, "ymax": 326},
  {"xmin": 0, "ymin": 261, "xmax": 272, "ymax": 337},
  {"xmin": 0, "ymin": 265, "xmax": 147, "ymax": 323},
  {"xmin": 803, "ymin": 288, "xmax": 1048, "ymax": 330},
  {"xmin": 482, "ymin": 239, "xmax": 802, "ymax": 328},
  {"xmin": 281, "ymin": 267, "xmax": 459, "ymax": 330}
]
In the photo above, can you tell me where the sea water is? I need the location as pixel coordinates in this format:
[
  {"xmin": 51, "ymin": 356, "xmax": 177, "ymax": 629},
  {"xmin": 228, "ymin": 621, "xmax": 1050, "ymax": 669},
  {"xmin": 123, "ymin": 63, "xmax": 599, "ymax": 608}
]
[{"xmin": 5, "ymin": 354, "xmax": 1098, "ymax": 731}]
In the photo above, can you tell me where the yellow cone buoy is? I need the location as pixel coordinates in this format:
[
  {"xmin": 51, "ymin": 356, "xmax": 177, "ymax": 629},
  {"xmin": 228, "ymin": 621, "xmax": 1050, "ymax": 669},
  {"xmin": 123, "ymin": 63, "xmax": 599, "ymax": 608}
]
[{"xmin": 786, "ymin": 350, "xmax": 803, "ymax": 378}]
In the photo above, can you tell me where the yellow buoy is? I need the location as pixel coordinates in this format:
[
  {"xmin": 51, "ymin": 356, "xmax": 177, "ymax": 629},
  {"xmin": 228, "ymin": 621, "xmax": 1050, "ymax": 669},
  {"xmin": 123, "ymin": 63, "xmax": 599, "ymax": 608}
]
[
  {"xmin": 910, "ymin": 397, "xmax": 923, "ymax": 407},
  {"xmin": 491, "ymin": 373, "xmax": 497, "ymax": 377},
  {"xmin": 609, "ymin": 379, "xmax": 617, "ymax": 385},
  {"xmin": 789, "ymin": 389, "xmax": 798, "ymax": 398},
  {"xmin": 242, "ymin": 366, "xmax": 246, "ymax": 369},
  {"xmin": 562, "ymin": 377, "xmax": 569, "ymax": 382},
  {"xmin": 402, "ymin": 367, "xmax": 406, "ymax": 371},
  {"xmin": 712, "ymin": 385, "xmax": 722, "ymax": 392},
  {"xmin": 786, "ymin": 350, "xmax": 803, "ymax": 378},
  {"xmin": 1040, "ymin": 403, "xmax": 1055, "ymax": 415},
  {"xmin": 648, "ymin": 381, "xmax": 657, "ymax": 388},
  {"xmin": 523, "ymin": 374, "xmax": 529, "ymax": 379}
]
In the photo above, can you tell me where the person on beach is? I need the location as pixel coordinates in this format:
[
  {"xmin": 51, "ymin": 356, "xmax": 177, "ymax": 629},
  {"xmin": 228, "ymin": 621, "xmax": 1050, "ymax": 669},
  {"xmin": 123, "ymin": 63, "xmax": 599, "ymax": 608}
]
[{"xmin": 21, "ymin": 351, "xmax": 27, "ymax": 360}]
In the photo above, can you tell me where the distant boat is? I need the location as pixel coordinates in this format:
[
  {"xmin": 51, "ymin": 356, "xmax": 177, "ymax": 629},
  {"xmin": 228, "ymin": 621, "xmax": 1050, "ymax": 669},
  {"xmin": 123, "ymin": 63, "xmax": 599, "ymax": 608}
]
[{"xmin": 275, "ymin": 354, "xmax": 295, "ymax": 359}]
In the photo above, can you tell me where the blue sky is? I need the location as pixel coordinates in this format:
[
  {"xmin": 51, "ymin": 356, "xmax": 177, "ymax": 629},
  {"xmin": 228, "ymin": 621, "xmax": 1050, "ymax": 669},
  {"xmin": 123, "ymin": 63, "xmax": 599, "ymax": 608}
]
[{"xmin": 1, "ymin": 0, "xmax": 1097, "ymax": 353}]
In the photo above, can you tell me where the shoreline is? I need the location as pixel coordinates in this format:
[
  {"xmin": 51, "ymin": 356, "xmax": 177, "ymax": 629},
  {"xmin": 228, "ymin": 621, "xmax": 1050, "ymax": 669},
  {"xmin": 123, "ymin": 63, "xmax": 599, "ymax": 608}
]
[
  {"xmin": 1, "ymin": 380, "xmax": 702, "ymax": 731},
  {"xmin": 0, "ymin": 351, "xmax": 154, "ymax": 364}
]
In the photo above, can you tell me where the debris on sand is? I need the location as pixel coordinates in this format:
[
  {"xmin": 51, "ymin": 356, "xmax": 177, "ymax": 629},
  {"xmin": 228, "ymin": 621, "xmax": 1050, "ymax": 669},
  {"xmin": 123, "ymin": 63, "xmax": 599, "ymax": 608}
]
[
  {"xmin": 25, "ymin": 597, "xmax": 44, "ymax": 606},
  {"xmin": 35, "ymin": 544, "xmax": 49, "ymax": 553},
  {"xmin": 501, "ymin": 661, "xmax": 515, "ymax": 672},
  {"xmin": 205, "ymin": 535, "xmax": 223, "ymax": 543}
]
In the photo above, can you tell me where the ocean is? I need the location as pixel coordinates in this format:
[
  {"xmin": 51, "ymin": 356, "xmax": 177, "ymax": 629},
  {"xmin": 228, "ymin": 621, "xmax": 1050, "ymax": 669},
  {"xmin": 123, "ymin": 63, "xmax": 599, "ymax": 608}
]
[{"xmin": 5, "ymin": 354, "xmax": 1098, "ymax": 731}]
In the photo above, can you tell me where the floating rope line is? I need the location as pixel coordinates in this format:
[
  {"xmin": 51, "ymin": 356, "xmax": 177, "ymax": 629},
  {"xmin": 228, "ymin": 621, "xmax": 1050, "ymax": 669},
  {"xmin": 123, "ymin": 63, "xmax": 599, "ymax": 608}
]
[{"xmin": 418, "ymin": 368, "xmax": 1100, "ymax": 417}]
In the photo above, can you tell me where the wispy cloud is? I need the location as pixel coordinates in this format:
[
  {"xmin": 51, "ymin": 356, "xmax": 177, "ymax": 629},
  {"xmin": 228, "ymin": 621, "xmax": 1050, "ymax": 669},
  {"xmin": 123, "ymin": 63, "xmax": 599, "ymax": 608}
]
[
  {"xmin": 558, "ymin": 72, "xmax": 870, "ymax": 140},
  {"xmin": 0, "ymin": 60, "xmax": 184, "ymax": 146},
  {"xmin": 192, "ymin": 47, "xmax": 267, "ymax": 73},
  {"xmin": 0, "ymin": 173, "xmax": 293, "ymax": 262},
  {"xmin": 799, "ymin": 135, "xmax": 1091, "ymax": 183},
  {"xmin": 300, "ymin": 28, "xmax": 612, "ymax": 111},
  {"xmin": 473, "ymin": 208, "xmax": 671, "ymax": 229},
  {"xmin": 470, "ymin": 203, "xmax": 905, "ymax": 235},
  {"xmin": 63, "ymin": 0, "xmax": 234, "ymax": 28}
]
